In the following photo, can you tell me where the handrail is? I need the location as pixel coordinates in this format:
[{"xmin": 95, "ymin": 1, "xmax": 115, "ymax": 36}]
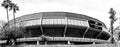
[
  {"xmin": 17, "ymin": 37, "xmax": 110, "ymax": 43},
  {"xmin": 0, "ymin": 37, "xmax": 111, "ymax": 44}
]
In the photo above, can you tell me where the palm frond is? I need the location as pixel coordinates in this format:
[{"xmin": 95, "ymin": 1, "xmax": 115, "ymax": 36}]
[
  {"xmin": 1, "ymin": 1, "xmax": 9, "ymax": 8},
  {"xmin": 9, "ymin": 3, "xmax": 14, "ymax": 11},
  {"xmin": 1, "ymin": 0, "xmax": 11, "ymax": 8},
  {"xmin": 8, "ymin": 3, "xmax": 19, "ymax": 13},
  {"xmin": 13, "ymin": 4, "xmax": 19, "ymax": 13}
]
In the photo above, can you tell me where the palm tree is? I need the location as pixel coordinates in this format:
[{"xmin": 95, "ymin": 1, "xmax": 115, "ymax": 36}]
[
  {"xmin": 1, "ymin": 0, "xmax": 11, "ymax": 27},
  {"xmin": 109, "ymin": 8, "xmax": 117, "ymax": 43},
  {"xmin": 9, "ymin": 3, "xmax": 19, "ymax": 26}
]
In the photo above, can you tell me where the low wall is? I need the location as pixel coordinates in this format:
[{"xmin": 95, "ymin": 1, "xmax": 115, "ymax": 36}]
[{"xmin": 1, "ymin": 44, "xmax": 119, "ymax": 47}]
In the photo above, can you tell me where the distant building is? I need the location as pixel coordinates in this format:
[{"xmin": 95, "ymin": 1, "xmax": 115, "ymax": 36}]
[{"xmin": 0, "ymin": 12, "xmax": 111, "ymax": 46}]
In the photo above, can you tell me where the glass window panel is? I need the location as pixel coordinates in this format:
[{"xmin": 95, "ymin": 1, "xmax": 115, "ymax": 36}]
[
  {"xmin": 50, "ymin": 19, "xmax": 53, "ymax": 24},
  {"xmin": 67, "ymin": 19, "xmax": 88, "ymax": 27},
  {"xmin": 75, "ymin": 20, "xmax": 78, "ymax": 25},
  {"xmin": 59, "ymin": 19, "xmax": 62, "ymax": 24},
  {"xmin": 43, "ymin": 27, "xmax": 64, "ymax": 37},
  {"xmin": 77, "ymin": 21, "xmax": 81, "ymax": 26},
  {"xmin": 42, "ymin": 19, "xmax": 66, "ymax": 25},
  {"xmin": 80, "ymin": 21, "xmax": 84, "ymax": 26},
  {"xmin": 25, "ymin": 19, "xmax": 41, "ymax": 26},
  {"xmin": 44, "ymin": 19, "xmax": 49, "ymax": 24},
  {"xmin": 62, "ymin": 19, "xmax": 66, "ymax": 24},
  {"xmin": 71, "ymin": 20, "xmax": 74, "ymax": 25},
  {"xmin": 42, "ymin": 19, "xmax": 45, "ymax": 24},
  {"xmin": 66, "ymin": 27, "xmax": 86, "ymax": 37},
  {"xmin": 54, "ymin": 19, "xmax": 59, "ymax": 24},
  {"xmin": 68, "ymin": 19, "xmax": 72, "ymax": 25},
  {"xmin": 69, "ymin": 20, "xmax": 72, "ymax": 25},
  {"xmin": 73, "ymin": 20, "xmax": 76, "ymax": 25}
]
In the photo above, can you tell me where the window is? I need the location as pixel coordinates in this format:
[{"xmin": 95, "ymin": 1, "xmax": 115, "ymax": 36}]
[
  {"xmin": 88, "ymin": 20, "xmax": 96, "ymax": 28},
  {"xmin": 97, "ymin": 23, "xmax": 102, "ymax": 26},
  {"xmin": 88, "ymin": 20, "xmax": 102, "ymax": 30},
  {"xmin": 67, "ymin": 19, "xmax": 88, "ymax": 27},
  {"xmin": 25, "ymin": 19, "xmax": 41, "ymax": 26},
  {"xmin": 42, "ymin": 19, "xmax": 66, "ymax": 25}
]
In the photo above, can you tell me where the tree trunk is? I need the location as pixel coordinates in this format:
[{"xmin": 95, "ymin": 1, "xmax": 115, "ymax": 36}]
[
  {"xmin": 111, "ymin": 20, "xmax": 115, "ymax": 43},
  {"xmin": 13, "ymin": 10, "xmax": 16, "ymax": 26},
  {"xmin": 6, "ymin": 8, "xmax": 9, "ymax": 27}
]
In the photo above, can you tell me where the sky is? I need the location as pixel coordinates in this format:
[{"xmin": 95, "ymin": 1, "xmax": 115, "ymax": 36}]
[{"xmin": 0, "ymin": 0, "xmax": 120, "ymax": 28}]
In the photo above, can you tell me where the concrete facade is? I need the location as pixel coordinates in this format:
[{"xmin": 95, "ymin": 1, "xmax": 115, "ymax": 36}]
[{"xmin": 0, "ymin": 12, "xmax": 113, "ymax": 47}]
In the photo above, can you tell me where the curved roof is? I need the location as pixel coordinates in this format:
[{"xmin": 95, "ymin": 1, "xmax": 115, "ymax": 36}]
[{"xmin": 9, "ymin": 12, "xmax": 106, "ymax": 27}]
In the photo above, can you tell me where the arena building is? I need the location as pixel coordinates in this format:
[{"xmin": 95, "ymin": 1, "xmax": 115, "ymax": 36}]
[{"xmin": 0, "ymin": 12, "xmax": 111, "ymax": 46}]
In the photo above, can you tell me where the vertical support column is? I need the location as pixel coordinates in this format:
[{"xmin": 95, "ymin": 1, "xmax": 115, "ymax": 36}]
[
  {"xmin": 40, "ymin": 17, "xmax": 44, "ymax": 35},
  {"xmin": 68, "ymin": 41, "xmax": 71, "ymax": 45},
  {"xmin": 63, "ymin": 17, "xmax": 67, "ymax": 37},
  {"xmin": 37, "ymin": 41, "xmax": 39, "ymax": 45},
  {"xmin": 95, "ymin": 31, "xmax": 103, "ymax": 39},
  {"xmin": 93, "ymin": 42, "xmax": 95, "ymax": 44},
  {"xmin": 82, "ymin": 20, "xmax": 89, "ymax": 38}
]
